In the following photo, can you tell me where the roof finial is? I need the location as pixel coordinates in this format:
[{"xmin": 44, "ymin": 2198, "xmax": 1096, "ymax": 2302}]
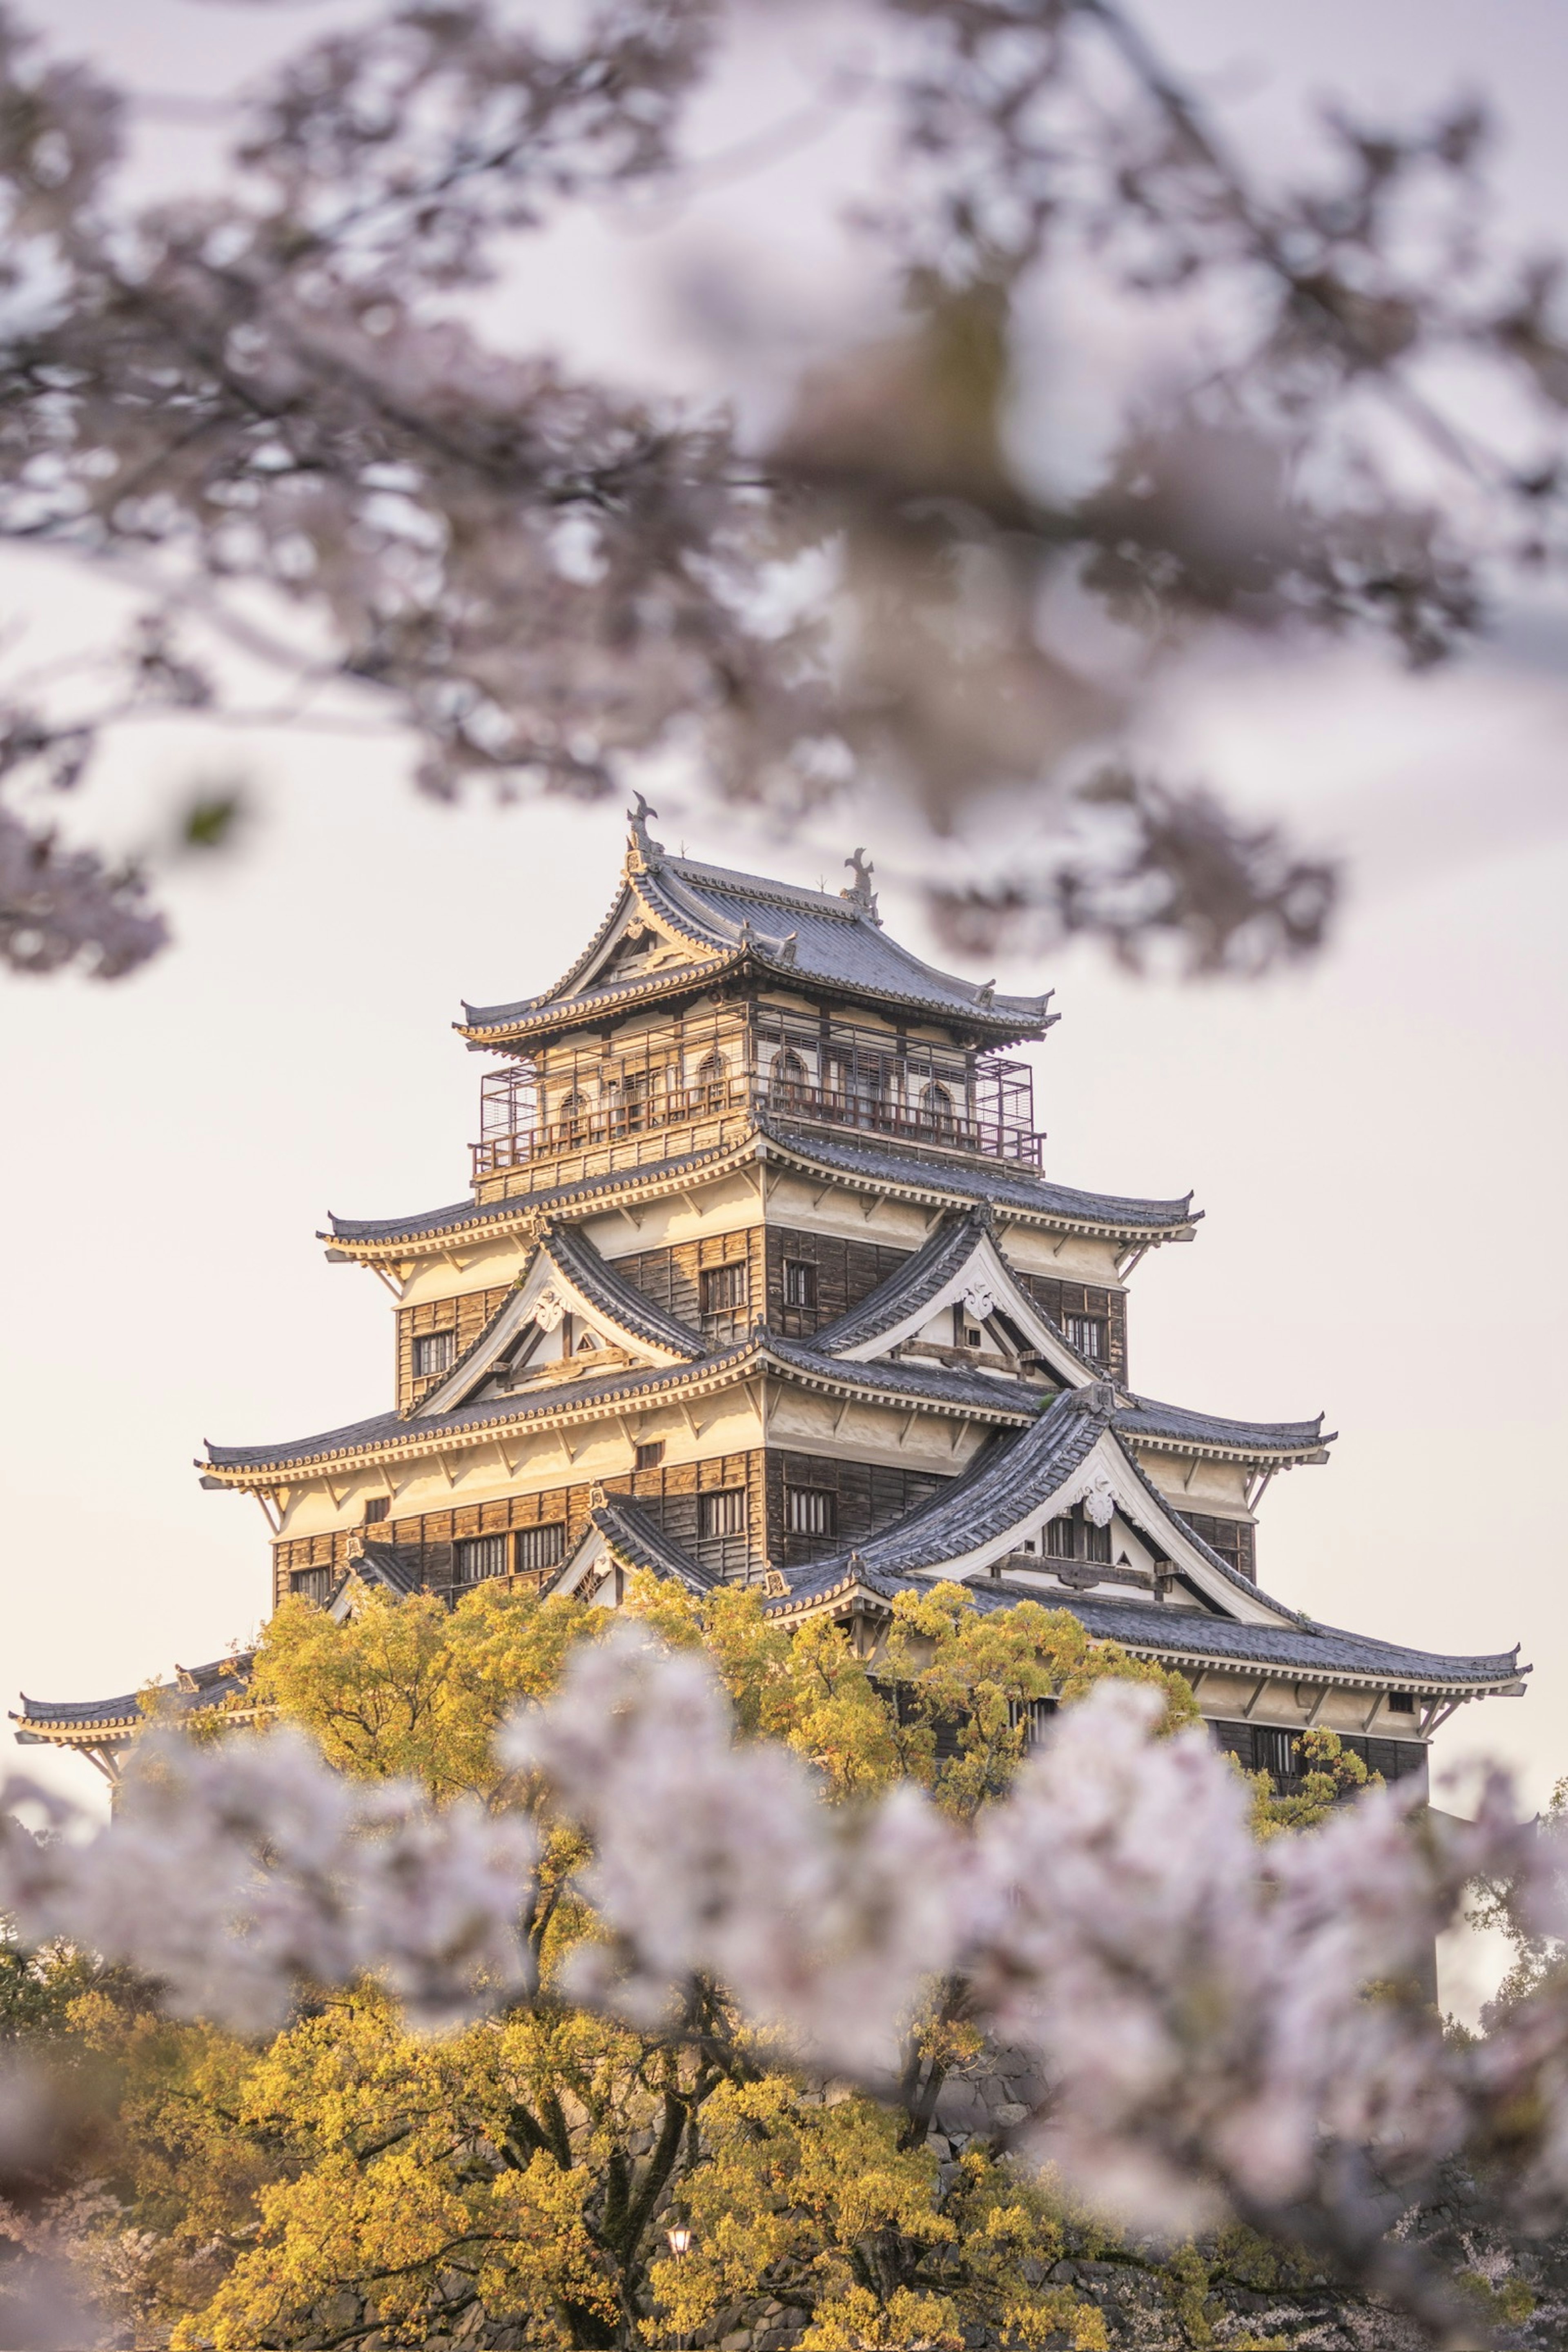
[
  {"xmin": 625, "ymin": 791, "xmax": 664, "ymax": 874},
  {"xmin": 841, "ymin": 847, "xmax": 880, "ymax": 924}
]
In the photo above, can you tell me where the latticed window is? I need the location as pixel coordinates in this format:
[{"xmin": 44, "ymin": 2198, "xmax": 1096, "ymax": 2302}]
[
  {"xmin": 515, "ymin": 1524, "xmax": 565, "ymax": 1575},
  {"xmin": 782, "ymin": 1259, "xmax": 817, "ymax": 1310},
  {"xmin": 694, "ymin": 1050, "xmax": 728, "ymax": 1110},
  {"xmin": 768, "ymin": 1047, "xmax": 808, "ymax": 1107},
  {"xmin": 785, "ymin": 1487, "xmax": 836, "ymax": 1537},
  {"xmin": 1045, "ymin": 1515, "xmax": 1074, "ymax": 1559},
  {"xmin": 699, "ymin": 1263, "xmax": 747, "ymax": 1317},
  {"xmin": 363, "ymin": 1496, "xmax": 390, "ymax": 1523},
  {"xmin": 290, "ymin": 1566, "xmax": 332, "ymax": 1605},
  {"xmin": 1389, "ymin": 1690, "xmax": 1416, "ymax": 1715},
  {"xmin": 635, "ymin": 1441, "xmax": 664, "ymax": 1471},
  {"xmin": 920, "ymin": 1080, "xmax": 956, "ymax": 1133},
  {"xmin": 1065, "ymin": 1314, "xmax": 1105, "ymax": 1360},
  {"xmin": 698, "ymin": 1489, "xmax": 746, "ymax": 1539},
  {"xmin": 412, "ymin": 1330, "xmax": 455, "ymax": 1379},
  {"xmin": 457, "ymin": 1533, "xmax": 508, "ymax": 1582},
  {"xmin": 1084, "ymin": 1515, "xmax": 1112, "ymax": 1564},
  {"xmin": 559, "ymin": 1090, "xmax": 589, "ymax": 1145}
]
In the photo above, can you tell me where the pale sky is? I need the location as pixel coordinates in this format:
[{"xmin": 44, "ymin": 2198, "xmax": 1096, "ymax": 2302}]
[{"xmin": 2, "ymin": 0, "xmax": 1565, "ymax": 2018}]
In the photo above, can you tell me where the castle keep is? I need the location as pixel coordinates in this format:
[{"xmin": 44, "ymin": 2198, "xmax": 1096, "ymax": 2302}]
[{"xmin": 16, "ymin": 810, "xmax": 1527, "ymax": 1784}]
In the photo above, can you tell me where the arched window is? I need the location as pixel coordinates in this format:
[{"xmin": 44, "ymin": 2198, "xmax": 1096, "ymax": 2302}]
[
  {"xmin": 769, "ymin": 1047, "xmax": 808, "ymax": 1109},
  {"xmin": 695, "ymin": 1049, "xmax": 728, "ymax": 1111},
  {"xmin": 920, "ymin": 1080, "xmax": 956, "ymax": 1136}
]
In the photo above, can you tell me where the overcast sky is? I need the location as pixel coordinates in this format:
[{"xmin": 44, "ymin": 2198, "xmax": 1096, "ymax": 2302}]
[{"xmin": 1, "ymin": 2, "xmax": 1564, "ymax": 2020}]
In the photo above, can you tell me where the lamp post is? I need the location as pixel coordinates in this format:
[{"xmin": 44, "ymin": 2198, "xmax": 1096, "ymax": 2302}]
[{"xmin": 665, "ymin": 2223, "xmax": 693, "ymax": 2349}]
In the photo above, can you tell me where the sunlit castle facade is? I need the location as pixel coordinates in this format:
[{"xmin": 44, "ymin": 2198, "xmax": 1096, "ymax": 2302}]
[{"xmin": 16, "ymin": 806, "xmax": 1528, "ymax": 1784}]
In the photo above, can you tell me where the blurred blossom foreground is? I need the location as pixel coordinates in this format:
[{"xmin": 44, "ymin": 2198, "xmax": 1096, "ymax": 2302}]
[{"xmin": 4, "ymin": 1639, "xmax": 1568, "ymax": 2343}]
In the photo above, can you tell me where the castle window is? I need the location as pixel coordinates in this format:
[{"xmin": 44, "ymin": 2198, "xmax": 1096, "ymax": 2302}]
[
  {"xmin": 785, "ymin": 1486, "xmax": 836, "ymax": 1537},
  {"xmin": 782, "ymin": 1258, "xmax": 817, "ymax": 1310},
  {"xmin": 1065, "ymin": 1315, "xmax": 1105, "ymax": 1361},
  {"xmin": 1255, "ymin": 1727, "xmax": 1298, "ymax": 1785},
  {"xmin": 1045, "ymin": 1515, "xmax": 1075, "ymax": 1559},
  {"xmin": 1084, "ymin": 1515, "xmax": 1112, "ymax": 1564},
  {"xmin": 363, "ymin": 1496, "xmax": 390, "ymax": 1523},
  {"xmin": 921, "ymin": 1080, "xmax": 956, "ymax": 1134},
  {"xmin": 769, "ymin": 1047, "xmax": 808, "ymax": 1107},
  {"xmin": 514, "ymin": 1524, "xmax": 565, "ymax": 1575},
  {"xmin": 699, "ymin": 1489, "xmax": 747, "ymax": 1539},
  {"xmin": 412, "ymin": 1330, "xmax": 455, "ymax": 1380},
  {"xmin": 635, "ymin": 1441, "xmax": 665, "ymax": 1471},
  {"xmin": 1388, "ymin": 1690, "xmax": 1416, "ymax": 1715},
  {"xmin": 457, "ymin": 1533, "xmax": 508, "ymax": 1583},
  {"xmin": 559, "ymin": 1090, "xmax": 589, "ymax": 1145},
  {"xmin": 700, "ymin": 1263, "xmax": 747, "ymax": 1318},
  {"xmin": 290, "ymin": 1566, "xmax": 332, "ymax": 1605},
  {"xmin": 694, "ymin": 1050, "xmax": 728, "ymax": 1110}
]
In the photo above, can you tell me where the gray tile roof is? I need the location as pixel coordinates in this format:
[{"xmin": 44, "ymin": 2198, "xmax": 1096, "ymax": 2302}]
[
  {"xmin": 14, "ymin": 1655, "xmax": 256, "ymax": 1730},
  {"xmin": 880, "ymin": 1576, "xmax": 1524, "ymax": 1691},
  {"xmin": 324, "ymin": 1122, "xmax": 1198, "ymax": 1253},
  {"xmin": 461, "ymin": 853, "xmax": 1056, "ymax": 1042},
  {"xmin": 590, "ymin": 1496, "xmax": 717, "ymax": 1591},
  {"xmin": 787, "ymin": 1389, "xmax": 1108, "ymax": 1592},
  {"xmin": 1116, "ymin": 1395, "xmax": 1332, "ymax": 1456},
  {"xmin": 814, "ymin": 1207, "xmax": 988, "ymax": 1352},
  {"xmin": 352, "ymin": 1545, "xmax": 423, "ymax": 1597},
  {"xmin": 14, "ymin": 1690, "xmax": 145, "ymax": 1726},
  {"xmin": 759, "ymin": 1121, "xmax": 1198, "ymax": 1233},
  {"xmin": 547, "ymin": 1226, "xmax": 705, "ymax": 1359},
  {"xmin": 780, "ymin": 1385, "xmax": 1310, "ymax": 1623},
  {"xmin": 204, "ymin": 1331, "xmax": 1042, "ymax": 1474},
  {"xmin": 324, "ymin": 1138, "xmax": 744, "ymax": 1247},
  {"xmin": 762, "ymin": 1332, "xmax": 1040, "ymax": 1420}
]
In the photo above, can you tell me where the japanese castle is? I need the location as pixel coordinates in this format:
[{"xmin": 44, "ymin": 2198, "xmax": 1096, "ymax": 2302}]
[{"xmin": 16, "ymin": 810, "xmax": 1527, "ymax": 1788}]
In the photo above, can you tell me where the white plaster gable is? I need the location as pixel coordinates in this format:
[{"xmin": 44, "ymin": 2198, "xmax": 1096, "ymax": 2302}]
[
  {"xmin": 564, "ymin": 882, "xmax": 719, "ymax": 999},
  {"xmin": 830, "ymin": 1225, "xmax": 1101, "ymax": 1390},
  {"xmin": 923, "ymin": 1425, "xmax": 1291, "ymax": 1626},
  {"xmin": 551, "ymin": 1519, "xmax": 625, "ymax": 1603},
  {"xmin": 412, "ymin": 1239, "xmax": 694, "ymax": 1419}
]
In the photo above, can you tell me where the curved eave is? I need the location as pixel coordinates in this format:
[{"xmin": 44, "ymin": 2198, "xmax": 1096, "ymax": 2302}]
[
  {"xmin": 12, "ymin": 1703, "xmax": 268, "ymax": 1746},
  {"xmin": 1082, "ymin": 1630, "xmax": 1529, "ymax": 1701},
  {"xmin": 757, "ymin": 1124, "xmax": 1200, "ymax": 1245},
  {"xmin": 458, "ymin": 949, "xmax": 1053, "ymax": 1055},
  {"xmin": 200, "ymin": 1339, "xmax": 1036, "ymax": 1488},
  {"xmin": 755, "ymin": 1580, "xmax": 1529, "ymax": 1699},
  {"xmin": 321, "ymin": 1123, "xmax": 1198, "ymax": 1267},
  {"xmin": 1123, "ymin": 1430, "xmax": 1334, "ymax": 1470}
]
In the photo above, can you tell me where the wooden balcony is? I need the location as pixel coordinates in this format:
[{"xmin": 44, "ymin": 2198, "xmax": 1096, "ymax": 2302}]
[{"xmin": 472, "ymin": 1067, "xmax": 1044, "ymax": 1182}]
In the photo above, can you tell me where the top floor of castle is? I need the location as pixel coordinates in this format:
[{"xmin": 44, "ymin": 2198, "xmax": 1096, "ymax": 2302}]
[{"xmin": 458, "ymin": 805, "xmax": 1058, "ymax": 1202}]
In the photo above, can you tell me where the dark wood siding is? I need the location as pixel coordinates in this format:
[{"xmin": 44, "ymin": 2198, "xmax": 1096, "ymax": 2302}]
[
  {"xmin": 1009, "ymin": 1271, "xmax": 1127, "ymax": 1383},
  {"xmin": 763, "ymin": 1227, "xmax": 914, "ymax": 1339},
  {"xmin": 272, "ymin": 1451, "xmax": 768, "ymax": 1605},
  {"xmin": 764, "ymin": 1448, "xmax": 951, "ymax": 1568},
  {"xmin": 613, "ymin": 1228, "xmax": 764, "ymax": 1346},
  {"xmin": 396, "ymin": 1286, "xmax": 512, "ymax": 1411},
  {"xmin": 1177, "ymin": 1511, "xmax": 1257, "ymax": 1583},
  {"xmin": 602, "ymin": 1451, "xmax": 764, "ymax": 1580},
  {"xmin": 1212, "ymin": 1721, "xmax": 1427, "ymax": 1792}
]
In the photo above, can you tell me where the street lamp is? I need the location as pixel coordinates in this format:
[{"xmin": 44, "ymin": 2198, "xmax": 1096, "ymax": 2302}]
[{"xmin": 665, "ymin": 2225, "xmax": 694, "ymax": 2350}]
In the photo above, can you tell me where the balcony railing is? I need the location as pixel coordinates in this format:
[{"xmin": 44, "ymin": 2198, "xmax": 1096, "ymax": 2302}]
[{"xmin": 472, "ymin": 1060, "xmax": 1044, "ymax": 1180}]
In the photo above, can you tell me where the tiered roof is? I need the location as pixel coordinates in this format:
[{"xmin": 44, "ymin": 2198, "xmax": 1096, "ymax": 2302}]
[{"xmin": 459, "ymin": 835, "xmax": 1057, "ymax": 1049}]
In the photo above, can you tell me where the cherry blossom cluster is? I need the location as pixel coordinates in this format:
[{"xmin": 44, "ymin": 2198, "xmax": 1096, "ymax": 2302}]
[
  {"xmin": 0, "ymin": 1726, "xmax": 535, "ymax": 2030},
  {"xmin": 3, "ymin": 1634, "xmax": 1567, "ymax": 2321}
]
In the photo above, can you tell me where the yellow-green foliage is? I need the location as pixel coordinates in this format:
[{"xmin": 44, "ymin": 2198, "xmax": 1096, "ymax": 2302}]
[
  {"xmin": 1247, "ymin": 1726, "xmax": 1379, "ymax": 1842},
  {"xmin": 30, "ymin": 1574, "xmax": 1217, "ymax": 2348},
  {"xmin": 650, "ymin": 2075, "xmax": 1108, "ymax": 2351}
]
